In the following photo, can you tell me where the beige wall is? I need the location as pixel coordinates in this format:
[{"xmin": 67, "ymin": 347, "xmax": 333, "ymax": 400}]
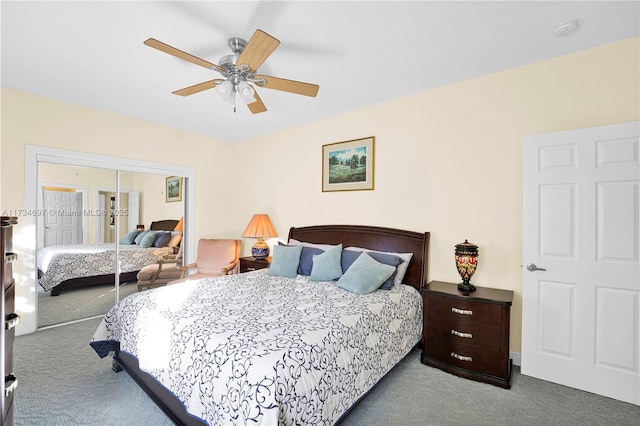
[
  {"xmin": 1, "ymin": 37, "xmax": 638, "ymax": 352},
  {"xmin": 120, "ymin": 171, "xmax": 184, "ymax": 229},
  {"xmin": 230, "ymin": 37, "xmax": 639, "ymax": 354},
  {"xmin": 0, "ymin": 88, "xmax": 237, "ymax": 334}
]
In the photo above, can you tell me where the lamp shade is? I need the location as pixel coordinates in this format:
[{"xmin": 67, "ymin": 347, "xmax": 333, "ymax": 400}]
[
  {"xmin": 242, "ymin": 214, "xmax": 277, "ymax": 238},
  {"xmin": 242, "ymin": 214, "xmax": 277, "ymax": 259}
]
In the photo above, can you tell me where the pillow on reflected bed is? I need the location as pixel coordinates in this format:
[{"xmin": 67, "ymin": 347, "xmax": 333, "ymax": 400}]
[
  {"xmin": 139, "ymin": 231, "xmax": 157, "ymax": 248},
  {"xmin": 119, "ymin": 230, "xmax": 140, "ymax": 245},
  {"xmin": 152, "ymin": 231, "xmax": 172, "ymax": 248}
]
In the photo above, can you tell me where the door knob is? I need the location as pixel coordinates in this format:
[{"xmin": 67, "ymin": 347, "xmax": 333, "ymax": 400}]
[{"xmin": 526, "ymin": 263, "xmax": 546, "ymax": 272}]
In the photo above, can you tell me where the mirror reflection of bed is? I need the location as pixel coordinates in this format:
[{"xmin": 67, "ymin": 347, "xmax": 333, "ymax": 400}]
[{"xmin": 36, "ymin": 163, "xmax": 185, "ymax": 329}]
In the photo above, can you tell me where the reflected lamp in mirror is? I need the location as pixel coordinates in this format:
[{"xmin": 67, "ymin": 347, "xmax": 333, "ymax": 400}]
[{"xmin": 242, "ymin": 214, "xmax": 277, "ymax": 260}]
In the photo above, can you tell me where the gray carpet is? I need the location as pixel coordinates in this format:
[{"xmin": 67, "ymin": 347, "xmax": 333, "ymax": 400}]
[
  {"xmin": 14, "ymin": 318, "xmax": 640, "ymax": 426},
  {"xmin": 38, "ymin": 281, "xmax": 138, "ymax": 328}
]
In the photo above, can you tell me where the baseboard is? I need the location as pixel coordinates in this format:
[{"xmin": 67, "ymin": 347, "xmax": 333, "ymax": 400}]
[{"xmin": 510, "ymin": 351, "xmax": 521, "ymax": 367}]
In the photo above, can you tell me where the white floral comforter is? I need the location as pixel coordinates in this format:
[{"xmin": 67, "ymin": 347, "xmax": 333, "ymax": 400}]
[
  {"xmin": 37, "ymin": 244, "xmax": 172, "ymax": 291},
  {"xmin": 91, "ymin": 270, "xmax": 422, "ymax": 425}
]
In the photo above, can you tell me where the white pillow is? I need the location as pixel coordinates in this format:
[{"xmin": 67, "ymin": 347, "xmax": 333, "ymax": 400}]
[
  {"xmin": 288, "ymin": 238, "xmax": 338, "ymax": 252},
  {"xmin": 345, "ymin": 246, "xmax": 413, "ymax": 286},
  {"xmin": 167, "ymin": 231, "xmax": 183, "ymax": 248}
]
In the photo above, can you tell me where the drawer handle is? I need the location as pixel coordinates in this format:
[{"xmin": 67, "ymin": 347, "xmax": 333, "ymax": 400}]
[
  {"xmin": 4, "ymin": 374, "xmax": 17, "ymax": 397},
  {"xmin": 5, "ymin": 252, "xmax": 17, "ymax": 263},
  {"xmin": 451, "ymin": 307, "xmax": 473, "ymax": 315},
  {"xmin": 5, "ymin": 313, "xmax": 20, "ymax": 331},
  {"xmin": 451, "ymin": 352, "xmax": 473, "ymax": 362},
  {"xmin": 451, "ymin": 329, "xmax": 473, "ymax": 339}
]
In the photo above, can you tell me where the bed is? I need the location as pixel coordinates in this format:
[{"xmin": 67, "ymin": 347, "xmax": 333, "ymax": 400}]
[
  {"xmin": 90, "ymin": 224, "xmax": 430, "ymax": 425},
  {"xmin": 38, "ymin": 219, "xmax": 179, "ymax": 296}
]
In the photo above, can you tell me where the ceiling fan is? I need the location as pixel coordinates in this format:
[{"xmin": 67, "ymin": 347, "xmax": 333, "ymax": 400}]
[{"xmin": 144, "ymin": 29, "xmax": 319, "ymax": 114}]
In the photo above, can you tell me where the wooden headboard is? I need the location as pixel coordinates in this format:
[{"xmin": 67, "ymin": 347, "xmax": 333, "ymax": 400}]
[
  {"xmin": 288, "ymin": 225, "xmax": 430, "ymax": 291},
  {"xmin": 149, "ymin": 219, "xmax": 179, "ymax": 231}
]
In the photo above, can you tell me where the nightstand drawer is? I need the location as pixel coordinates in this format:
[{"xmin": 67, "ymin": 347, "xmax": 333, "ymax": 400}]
[
  {"xmin": 426, "ymin": 336, "xmax": 504, "ymax": 378},
  {"xmin": 428, "ymin": 321, "xmax": 500, "ymax": 351},
  {"xmin": 428, "ymin": 293, "xmax": 501, "ymax": 327}
]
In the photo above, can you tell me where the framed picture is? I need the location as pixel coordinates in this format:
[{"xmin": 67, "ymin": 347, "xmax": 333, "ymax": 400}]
[
  {"xmin": 322, "ymin": 136, "xmax": 375, "ymax": 192},
  {"xmin": 165, "ymin": 176, "xmax": 183, "ymax": 202}
]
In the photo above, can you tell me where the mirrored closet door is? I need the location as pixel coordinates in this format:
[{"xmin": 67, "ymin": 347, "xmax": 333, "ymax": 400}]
[{"xmin": 36, "ymin": 164, "xmax": 185, "ymax": 328}]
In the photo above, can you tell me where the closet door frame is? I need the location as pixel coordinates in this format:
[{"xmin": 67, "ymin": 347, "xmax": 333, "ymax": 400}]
[{"xmin": 21, "ymin": 145, "xmax": 195, "ymax": 335}]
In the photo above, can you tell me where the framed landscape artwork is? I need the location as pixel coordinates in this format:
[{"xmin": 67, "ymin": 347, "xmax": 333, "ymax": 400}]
[
  {"xmin": 166, "ymin": 176, "xmax": 183, "ymax": 202},
  {"xmin": 322, "ymin": 136, "xmax": 375, "ymax": 192}
]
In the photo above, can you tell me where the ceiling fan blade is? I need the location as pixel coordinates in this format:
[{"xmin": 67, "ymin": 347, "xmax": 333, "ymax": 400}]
[
  {"xmin": 235, "ymin": 30, "xmax": 280, "ymax": 73},
  {"xmin": 247, "ymin": 88, "xmax": 267, "ymax": 114},
  {"xmin": 253, "ymin": 75, "xmax": 319, "ymax": 97},
  {"xmin": 144, "ymin": 38, "xmax": 225, "ymax": 73},
  {"xmin": 172, "ymin": 79, "xmax": 223, "ymax": 96}
]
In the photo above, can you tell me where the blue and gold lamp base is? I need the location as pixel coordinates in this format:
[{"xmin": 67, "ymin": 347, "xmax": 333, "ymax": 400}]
[{"xmin": 251, "ymin": 238, "xmax": 270, "ymax": 260}]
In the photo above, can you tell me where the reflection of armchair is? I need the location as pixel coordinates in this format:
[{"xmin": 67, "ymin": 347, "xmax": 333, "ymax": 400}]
[
  {"xmin": 136, "ymin": 252, "xmax": 183, "ymax": 291},
  {"xmin": 169, "ymin": 239, "xmax": 242, "ymax": 284}
]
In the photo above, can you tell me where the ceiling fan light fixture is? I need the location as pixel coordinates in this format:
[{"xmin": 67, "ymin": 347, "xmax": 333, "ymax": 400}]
[
  {"xmin": 216, "ymin": 80, "xmax": 235, "ymax": 104},
  {"xmin": 237, "ymin": 81, "xmax": 255, "ymax": 104}
]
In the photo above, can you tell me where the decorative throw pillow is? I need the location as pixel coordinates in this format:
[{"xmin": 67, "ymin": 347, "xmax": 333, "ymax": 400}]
[
  {"xmin": 336, "ymin": 252, "xmax": 396, "ymax": 295},
  {"xmin": 152, "ymin": 231, "xmax": 172, "ymax": 248},
  {"xmin": 139, "ymin": 231, "xmax": 157, "ymax": 248},
  {"xmin": 346, "ymin": 246, "xmax": 413, "ymax": 286},
  {"xmin": 310, "ymin": 244, "xmax": 343, "ymax": 281},
  {"xmin": 268, "ymin": 244, "xmax": 303, "ymax": 278},
  {"xmin": 119, "ymin": 230, "xmax": 140, "ymax": 245},
  {"xmin": 341, "ymin": 249, "xmax": 403, "ymax": 289},
  {"xmin": 279, "ymin": 242, "xmax": 324, "ymax": 276},
  {"xmin": 134, "ymin": 230, "xmax": 150, "ymax": 245}
]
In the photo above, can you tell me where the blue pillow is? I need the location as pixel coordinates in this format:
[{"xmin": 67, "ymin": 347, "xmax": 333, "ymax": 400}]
[
  {"xmin": 336, "ymin": 252, "xmax": 396, "ymax": 295},
  {"xmin": 300, "ymin": 246, "xmax": 324, "ymax": 275},
  {"xmin": 268, "ymin": 244, "xmax": 303, "ymax": 278},
  {"xmin": 134, "ymin": 230, "xmax": 150, "ymax": 245},
  {"xmin": 278, "ymin": 242, "xmax": 324, "ymax": 276},
  {"xmin": 119, "ymin": 230, "xmax": 140, "ymax": 245},
  {"xmin": 139, "ymin": 231, "xmax": 157, "ymax": 248},
  {"xmin": 341, "ymin": 249, "xmax": 403, "ymax": 289},
  {"xmin": 310, "ymin": 244, "xmax": 343, "ymax": 281},
  {"xmin": 153, "ymin": 231, "xmax": 171, "ymax": 248}
]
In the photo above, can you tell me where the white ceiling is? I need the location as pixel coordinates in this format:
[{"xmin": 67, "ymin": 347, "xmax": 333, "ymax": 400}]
[{"xmin": 2, "ymin": 1, "xmax": 638, "ymax": 142}]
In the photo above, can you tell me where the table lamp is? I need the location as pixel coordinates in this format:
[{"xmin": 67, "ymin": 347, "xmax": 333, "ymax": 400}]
[{"xmin": 242, "ymin": 214, "xmax": 277, "ymax": 259}]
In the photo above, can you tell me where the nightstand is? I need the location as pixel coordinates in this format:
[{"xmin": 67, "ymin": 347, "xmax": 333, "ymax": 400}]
[
  {"xmin": 239, "ymin": 256, "xmax": 271, "ymax": 273},
  {"xmin": 421, "ymin": 280, "xmax": 514, "ymax": 388}
]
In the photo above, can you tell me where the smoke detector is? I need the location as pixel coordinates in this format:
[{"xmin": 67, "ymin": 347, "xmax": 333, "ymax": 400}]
[{"xmin": 553, "ymin": 20, "xmax": 580, "ymax": 36}]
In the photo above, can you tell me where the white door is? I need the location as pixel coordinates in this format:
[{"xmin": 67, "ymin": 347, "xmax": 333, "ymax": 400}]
[
  {"xmin": 522, "ymin": 121, "xmax": 639, "ymax": 405},
  {"xmin": 43, "ymin": 189, "xmax": 83, "ymax": 246}
]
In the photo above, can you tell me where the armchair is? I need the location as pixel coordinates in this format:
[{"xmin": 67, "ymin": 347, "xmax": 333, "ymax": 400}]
[{"xmin": 168, "ymin": 238, "xmax": 242, "ymax": 285}]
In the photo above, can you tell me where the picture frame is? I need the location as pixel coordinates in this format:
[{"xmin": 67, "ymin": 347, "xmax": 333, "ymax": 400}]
[
  {"xmin": 322, "ymin": 136, "xmax": 375, "ymax": 192},
  {"xmin": 165, "ymin": 176, "xmax": 183, "ymax": 202}
]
